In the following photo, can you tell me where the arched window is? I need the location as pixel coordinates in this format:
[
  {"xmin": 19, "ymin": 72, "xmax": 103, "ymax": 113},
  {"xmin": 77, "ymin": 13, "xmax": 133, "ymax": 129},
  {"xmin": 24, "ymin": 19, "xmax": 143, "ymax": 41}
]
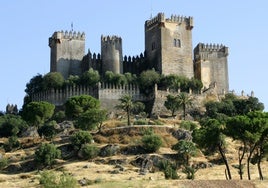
[
  {"xmin": 177, "ymin": 39, "xmax": 181, "ymax": 47},
  {"xmin": 174, "ymin": 39, "xmax": 181, "ymax": 48}
]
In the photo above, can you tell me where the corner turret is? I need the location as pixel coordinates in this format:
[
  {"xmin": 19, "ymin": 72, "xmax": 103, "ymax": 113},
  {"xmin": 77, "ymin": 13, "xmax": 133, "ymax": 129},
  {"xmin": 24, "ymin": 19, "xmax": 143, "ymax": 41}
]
[{"xmin": 101, "ymin": 35, "xmax": 123, "ymax": 75}]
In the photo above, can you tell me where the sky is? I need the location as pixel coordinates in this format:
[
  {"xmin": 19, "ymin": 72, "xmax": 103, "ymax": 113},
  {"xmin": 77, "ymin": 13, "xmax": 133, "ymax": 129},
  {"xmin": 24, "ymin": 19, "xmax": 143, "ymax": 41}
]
[{"xmin": 0, "ymin": 0, "xmax": 267, "ymax": 111}]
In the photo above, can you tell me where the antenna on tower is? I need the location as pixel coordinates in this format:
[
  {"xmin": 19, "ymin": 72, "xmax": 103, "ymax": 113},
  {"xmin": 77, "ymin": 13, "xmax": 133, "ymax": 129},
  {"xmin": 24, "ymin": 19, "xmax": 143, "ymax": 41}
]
[
  {"xmin": 71, "ymin": 22, "xmax": 73, "ymax": 32},
  {"xmin": 150, "ymin": 0, "xmax": 153, "ymax": 19}
]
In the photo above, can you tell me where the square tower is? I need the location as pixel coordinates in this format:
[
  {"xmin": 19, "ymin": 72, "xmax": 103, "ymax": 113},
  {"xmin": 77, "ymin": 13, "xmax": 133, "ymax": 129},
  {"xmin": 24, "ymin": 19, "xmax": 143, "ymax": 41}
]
[
  {"xmin": 145, "ymin": 13, "xmax": 194, "ymax": 78},
  {"xmin": 194, "ymin": 43, "xmax": 229, "ymax": 94},
  {"xmin": 49, "ymin": 31, "xmax": 85, "ymax": 79}
]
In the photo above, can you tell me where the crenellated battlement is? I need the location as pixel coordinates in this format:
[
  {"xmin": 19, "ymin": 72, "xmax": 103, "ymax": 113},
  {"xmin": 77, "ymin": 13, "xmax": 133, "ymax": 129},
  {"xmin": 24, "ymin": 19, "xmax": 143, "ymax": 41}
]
[
  {"xmin": 51, "ymin": 30, "xmax": 85, "ymax": 40},
  {"xmin": 196, "ymin": 43, "xmax": 227, "ymax": 52},
  {"xmin": 167, "ymin": 14, "xmax": 193, "ymax": 26},
  {"xmin": 101, "ymin": 35, "xmax": 122, "ymax": 44},
  {"xmin": 145, "ymin": 12, "xmax": 165, "ymax": 28},
  {"xmin": 145, "ymin": 13, "xmax": 193, "ymax": 29}
]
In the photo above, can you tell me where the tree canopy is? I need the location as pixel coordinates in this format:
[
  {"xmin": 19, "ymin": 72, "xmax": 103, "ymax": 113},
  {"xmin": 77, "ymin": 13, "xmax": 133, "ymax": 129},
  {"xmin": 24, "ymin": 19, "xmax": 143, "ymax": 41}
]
[{"xmin": 21, "ymin": 101, "xmax": 55, "ymax": 127}]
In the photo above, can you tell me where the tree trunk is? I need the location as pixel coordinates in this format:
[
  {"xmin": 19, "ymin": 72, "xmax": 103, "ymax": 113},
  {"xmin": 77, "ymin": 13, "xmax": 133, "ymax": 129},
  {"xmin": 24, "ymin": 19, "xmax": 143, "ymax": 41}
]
[
  {"xmin": 218, "ymin": 145, "xmax": 232, "ymax": 180},
  {"xmin": 238, "ymin": 143, "xmax": 246, "ymax": 180},
  {"xmin": 257, "ymin": 148, "xmax": 264, "ymax": 180},
  {"xmin": 247, "ymin": 144, "xmax": 257, "ymax": 180},
  {"xmin": 183, "ymin": 104, "xmax": 186, "ymax": 120}
]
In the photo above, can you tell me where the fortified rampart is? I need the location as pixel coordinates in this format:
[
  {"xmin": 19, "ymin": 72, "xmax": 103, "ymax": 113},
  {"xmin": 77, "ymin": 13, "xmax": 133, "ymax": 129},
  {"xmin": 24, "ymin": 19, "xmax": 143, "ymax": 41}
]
[{"xmin": 31, "ymin": 83, "xmax": 152, "ymax": 112}]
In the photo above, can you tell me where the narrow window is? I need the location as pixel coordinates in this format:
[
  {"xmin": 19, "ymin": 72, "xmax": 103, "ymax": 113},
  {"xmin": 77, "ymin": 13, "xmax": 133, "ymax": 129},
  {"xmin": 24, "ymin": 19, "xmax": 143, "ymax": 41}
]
[
  {"xmin": 152, "ymin": 42, "xmax": 156, "ymax": 51},
  {"xmin": 177, "ymin": 39, "xmax": 181, "ymax": 47},
  {"xmin": 174, "ymin": 39, "xmax": 177, "ymax": 47}
]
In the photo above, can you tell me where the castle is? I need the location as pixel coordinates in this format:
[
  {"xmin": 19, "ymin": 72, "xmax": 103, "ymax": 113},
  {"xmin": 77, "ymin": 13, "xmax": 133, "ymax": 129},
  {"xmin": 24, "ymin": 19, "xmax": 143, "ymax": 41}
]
[{"xmin": 33, "ymin": 13, "xmax": 229, "ymax": 114}]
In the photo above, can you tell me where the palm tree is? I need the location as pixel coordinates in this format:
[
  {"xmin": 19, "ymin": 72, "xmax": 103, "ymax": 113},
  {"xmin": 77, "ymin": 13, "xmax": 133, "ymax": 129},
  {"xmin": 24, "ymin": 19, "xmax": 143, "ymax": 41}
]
[
  {"xmin": 177, "ymin": 92, "xmax": 193, "ymax": 120},
  {"xmin": 116, "ymin": 95, "xmax": 133, "ymax": 126}
]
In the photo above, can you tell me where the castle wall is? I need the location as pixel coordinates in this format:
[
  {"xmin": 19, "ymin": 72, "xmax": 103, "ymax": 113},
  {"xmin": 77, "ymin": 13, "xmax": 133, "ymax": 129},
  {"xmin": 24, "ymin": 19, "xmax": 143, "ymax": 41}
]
[
  {"xmin": 194, "ymin": 43, "xmax": 229, "ymax": 94},
  {"xmin": 49, "ymin": 31, "xmax": 85, "ymax": 79},
  {"xmin": 31, "ymin": 83, "xmax": 151, "ymax": 112}
]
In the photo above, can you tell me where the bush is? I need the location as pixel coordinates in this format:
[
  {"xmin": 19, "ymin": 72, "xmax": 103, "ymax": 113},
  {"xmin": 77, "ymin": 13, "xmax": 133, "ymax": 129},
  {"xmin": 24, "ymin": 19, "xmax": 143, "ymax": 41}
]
[
  {"xmin": 39, "ymin": 170, "xmax": 78, "ymax": 188},
  {"xmin": 35, "ymin": 143, "xmax": 61, "ymax": 167},
  {"xmin": 158, "ymin": 160, "xmax": 179, "ymax": 180},
  {"xmin": 53, "ymin": 111, "xmax": 66, "ymax": 123},
  {"xmin": 38, "ymin": 121, "xmax": 58, "ymax": 140},
  {"xmin": 180, "ymin": 121, "xmax": 197, "ymax": 131},
  {"xmin": 133, "ymin": 119, "xmax": 147, "ymax": 125},
  {"xmin": 182, "ymin": 165, "xmax": 198, "ymax": 180},
  {"xmin": 80, "ymin": 144, "xmax": 99, "ymax": 159},
  {"xmin": 0, "ymin": 114, "xmax": 28, "ymax": 137},
  {"xmin": 141, "ymin": 134, "xmax": 162, "ymax": 153},
  {"xmin": 70, "ymin": 130, "xmax": 93, "ymax": 150},
  {"xmin": 0, "ymin": 157, "xmax": 8, "ymax": 170},
  {"xmin": 4, "ymin": 136, "xmax": 20, "ymax": 152}
]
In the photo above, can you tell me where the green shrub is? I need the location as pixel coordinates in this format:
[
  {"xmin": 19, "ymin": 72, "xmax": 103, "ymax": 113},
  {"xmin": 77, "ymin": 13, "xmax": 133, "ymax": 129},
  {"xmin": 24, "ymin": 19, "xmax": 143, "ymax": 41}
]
[
  {"xmin": 4, "ymin": 136, "xmax": 20, "ymax": 152},
  {"xmin": 182, "ymin": 165, "xmax": 198, "ymax": 180},
  {"xmin": 70, "ymin": 130, "xmax": 93, "ymax": 150},
  {"xmin": 35, "ymin": 143, "xmax": 61, "ymax": 167},
  {"xmin": 38, "ymin": 121, "xmax": 58, "ymax": 140},
  {"xmin": 52, "ymin": 111, "xmax": 66, "ymax": 123},
  {"xmin": 133, "ymin": 119, "xmax": 147, "ymax": 125},
  {"xmin": 180, "ymin": 121, "xmax": 197, "ymax": 131},
  {"xmin": 81, "ymin": 144, "xmax": 99, "ymax": 159},
  {"xmin": 0, "ymin": 157, "xmax": 8, "ymax": 170},
  {"xmin": 148, "ymin": 119, "xmax": 164, "ymax": 125},
  {"xmin": 141, "ymin": 134, "xmax": 162, "ymax": 153},
  {"xmin": 39, "ymin": 170, "xmax": 78, "ymax": 188},
  {"xmin": 158, "ymin": 160, "xmax": 179, "ymax": 180}
]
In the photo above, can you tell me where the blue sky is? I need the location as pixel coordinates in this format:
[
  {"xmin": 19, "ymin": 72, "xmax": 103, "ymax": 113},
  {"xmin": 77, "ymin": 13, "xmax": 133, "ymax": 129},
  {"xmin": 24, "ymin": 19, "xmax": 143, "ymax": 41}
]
[{"xmin": 0, "ymin": 0, "xmax": 267, "ymax": 111}]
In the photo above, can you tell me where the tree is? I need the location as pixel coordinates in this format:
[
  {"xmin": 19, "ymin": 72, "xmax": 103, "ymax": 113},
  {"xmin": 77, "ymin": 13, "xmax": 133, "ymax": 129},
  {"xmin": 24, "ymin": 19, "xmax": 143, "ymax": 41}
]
[
  {"xmin": 193, "ymin": 119, "xmax": 232, "ymax": 180},
  {"xmin": 70, "ymin": 130, "xmax": 93, "ymax": 150},
  {"xmin": 172, "ymin": 140, "xmax": 197, "ymax": 166},
  {"xmin": 38, "ymin": 120, "xmax": 58, "ymax": 140},
  {"xmin": 43, "ymin": 72, "xmax": 64, "ymax": 90},
  {"xmin": 164, "ymin": 94, "xmax": 181, "ymax": 117},
  {"xmin": 226, "ymin": 111, "xmax": 268, "ymax": 180},
  {"xmin": 35, "ymin": 143, "xmax": 61, "ymax": 167},
  {"xmin": 21, "ymin": 101, "xmax": 55, "ymax": 127},
  {"xmin": 141, "ymin": 134, "xmax": 162, "ymax": 153},
  {"xmin": 116, "ymin": 95, "xmax": 133, "ymax": 126},
  {"xmin": 0, "ymin": 114, "xmax": 28, "ymax": 137},
  {"xmin": 25, "ymin": 74, "xmax": 44, "ymax": 96},
  {"xmin": 138, "ymin": 69, "xmax": 160, "ymax": 94},
  {"xmin": 79, "ymin": 68, "xmax": 100, "ymax": 86},
  {"xmin": 64, "ymin": 75, "xmax": 80, "ymax": 87},
  {"xmin": 177, "ymin": 92, "xmax": 193, "ymax": 120},
  {"xmin": 65, "ymin": 95, "xmax": 100, "ymax": 119},
  {"xmin": 226, "ymin": 115, "xmax": 250, "ymax": 179},
  {"xmin": 75, "ymin": 108, "xmax": 107, "ymax": 131}
]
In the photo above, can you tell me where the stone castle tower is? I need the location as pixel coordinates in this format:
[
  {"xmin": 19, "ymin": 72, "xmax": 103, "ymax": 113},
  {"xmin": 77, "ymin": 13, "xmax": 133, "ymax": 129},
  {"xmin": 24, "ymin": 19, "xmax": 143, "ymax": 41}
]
[
  {"xmin": 194, "ymin": 43, "xmax": 229, "ymax": 93},
  {"xmin": 49, "ymin": 31, "xmax": 85, "ymax": 79},
  {"xmin": 145, "ymin": 13, "xmax": 194, "ymax": 78},
  {"xmin": 101, "ymin": 35, "xmax": 123, "ymax": 75}
]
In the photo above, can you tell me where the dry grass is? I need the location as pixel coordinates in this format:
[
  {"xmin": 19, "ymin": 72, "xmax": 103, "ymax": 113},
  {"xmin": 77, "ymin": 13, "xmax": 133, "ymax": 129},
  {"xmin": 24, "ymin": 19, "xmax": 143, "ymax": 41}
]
[{"xmin": 0, "ymin": 120, "xmax": 268, "ymax": 188}]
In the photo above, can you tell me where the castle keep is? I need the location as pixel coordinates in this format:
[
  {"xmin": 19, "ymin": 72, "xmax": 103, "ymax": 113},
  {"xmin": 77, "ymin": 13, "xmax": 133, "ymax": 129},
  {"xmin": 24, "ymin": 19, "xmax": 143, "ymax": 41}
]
[{"xmin": 42, "ymin": 13, "xmax": 230, "ymax": 112}]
